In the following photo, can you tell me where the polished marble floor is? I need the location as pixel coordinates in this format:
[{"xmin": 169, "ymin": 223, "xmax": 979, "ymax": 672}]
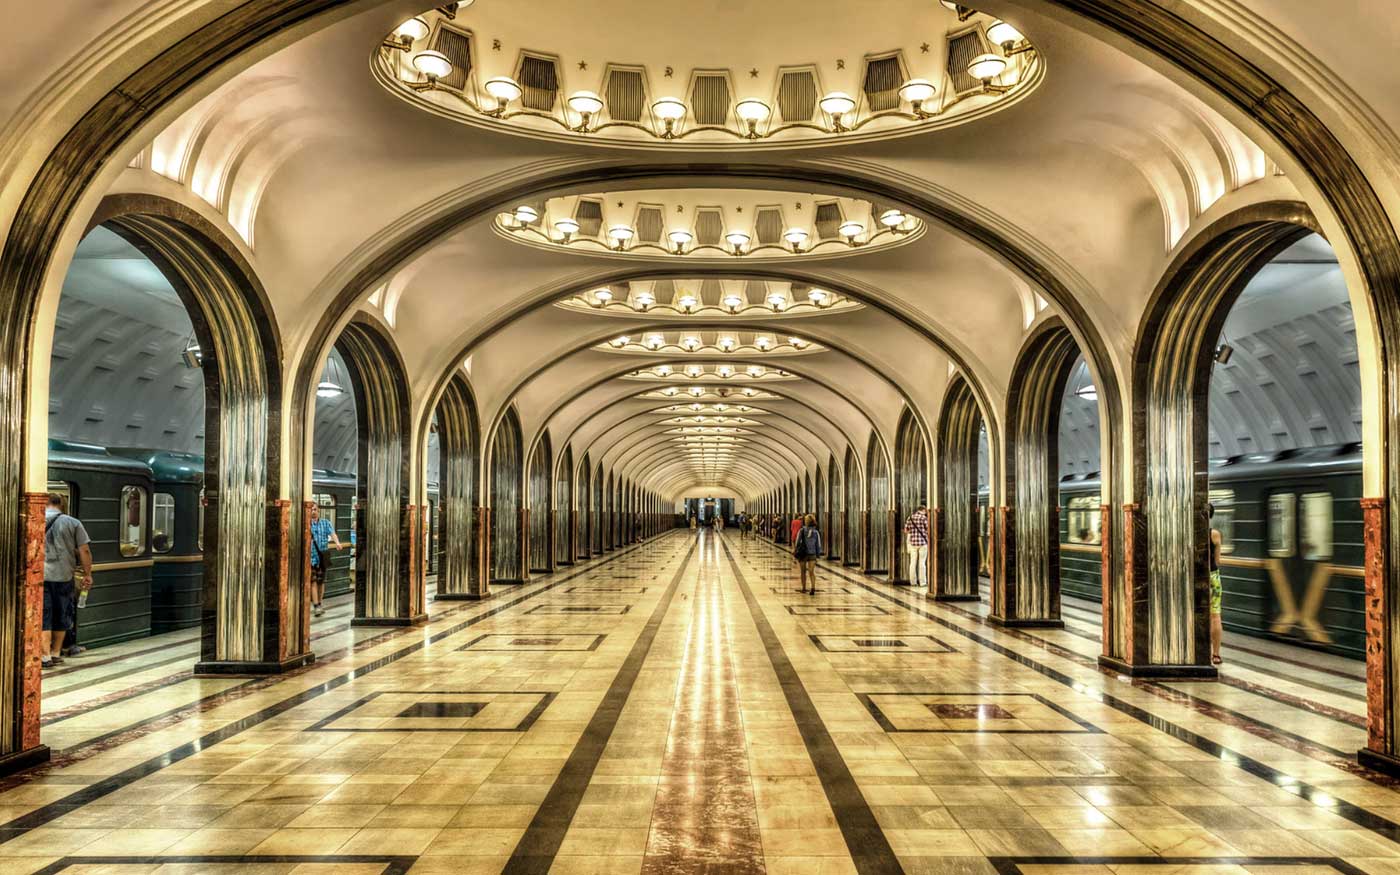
[{"xmin": 3, "ymin": 529, "xmax": 1395, "ymax": 874}]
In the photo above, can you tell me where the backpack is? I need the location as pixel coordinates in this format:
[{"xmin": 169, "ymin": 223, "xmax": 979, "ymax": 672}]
[{"xmin": 797, "ymin": 526, "xmax": 820, "ymax": 558}]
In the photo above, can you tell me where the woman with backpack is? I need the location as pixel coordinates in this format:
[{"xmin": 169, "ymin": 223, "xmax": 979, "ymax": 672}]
[{"xmin": 794, "ymin": 513, "xmax": 823, "ymax": 594}]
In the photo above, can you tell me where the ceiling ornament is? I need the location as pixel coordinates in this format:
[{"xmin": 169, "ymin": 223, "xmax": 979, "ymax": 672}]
[
  {"xmin": 599, "ymin": 331, "xmax": 819, "ymax": 357},
  {"xmin": 556, "ymin": 278, "xmax": 859, "ymax": 319},
  {"xmin": 373, "ymin": 3, "xmax": 1041, "ymax": 150}
]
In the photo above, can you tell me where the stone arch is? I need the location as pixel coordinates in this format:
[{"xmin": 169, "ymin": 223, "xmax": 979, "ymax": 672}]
[
  {"xmin": 490, "ymin": 406, "xmax": 525, "ymax": 583},
  {"xmin": 83, "ymin": 195, "xmax": 291, "ymax": 686},
  {"xmin": 996, "ymin": 317, "xmax": 1081, "ymax": 629},
  {"xmin": 828, "ymin": 455, "xmax": 843, "ymax": 562},
  {"xmin": 433, "ymin": 371, "xmax": 482, "ymax": 600},
  {"xmin": 1120, "ymin": 203, "xmax": 1321, "ymax": 680},
  {"xmin": 334, "ymin": 317, "xmax": 419, "ymax": 626},
  {"xmin": 592, "ymin": 462, "xmax": 605, "ymax": 554},
  {"xmin": 895, "ymin": 408, "xmax": 930, "ymax": 585},
  {"xmin": 937, "ymin": 375, "xmax": 984, "ymax": 602},
  {"xmin": 577, "ymin": 452, "xmax": 592, "ymax": 560}
]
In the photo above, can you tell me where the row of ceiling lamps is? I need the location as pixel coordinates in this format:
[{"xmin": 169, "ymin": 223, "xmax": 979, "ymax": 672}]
[
  {"xmin": 611, "ymin": 334, "xmax": 806, "ymax": 351},
  {"xmin": 592, "ymin": 288, "xmax": 830, "ymax": 311},
  {"xmin": 391, "ymin": 19, "xmax": 1029, "ymax": 134},
  {"xmin": 662, "ymin": 386, "xmax": 763, "ymax": 397},
  {"xmin": 511, "ymin": 205, "xmax": 912, "ymax": 254},
  {"xmin": 645, "ymin": 364, "xmax": 784, "ymax": 378}
]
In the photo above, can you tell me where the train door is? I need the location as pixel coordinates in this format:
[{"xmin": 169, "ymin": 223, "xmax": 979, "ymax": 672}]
[{"xmin": 1266, "ymin": 486, "xmax": 1333, "ymax": 646}]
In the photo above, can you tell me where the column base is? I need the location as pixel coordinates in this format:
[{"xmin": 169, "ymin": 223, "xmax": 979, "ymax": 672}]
[
  {"xmin": 434, "ymin": 592, "xmax": 493, "ymax": 602},
  {"xmin": 195, "ymin": 653, "xmax": 315, "ymax": 676},
  {"xmin": 1098, "ymin": 654, "xmax": 1218, "ymax": 679},
  {"xmin": 989, "ymin": 616, "xmax": 1065, "ymax": 629},
  {"xmin": 934, "ymin": 593, "xmax": 981, "ymax": 603},
  {"xmin": 350, "ymin": 613, "xmax": 429, "ymax": 628},
  {"xmin": 1358, "ymin": 746, "xmax": 1400, "ymax": 777},
  {"xmin": 491, "ymin": 579, "xmax": 526, "ymax": 586},
  {"xmin": 0, "ymin": 744, "xmax": 49, "ymax": 778}
]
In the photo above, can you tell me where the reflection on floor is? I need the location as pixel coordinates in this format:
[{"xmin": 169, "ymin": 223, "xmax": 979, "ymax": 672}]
[{"xmin": 3, "ymin": 530, "xmax": 1395, "ymax": 875}]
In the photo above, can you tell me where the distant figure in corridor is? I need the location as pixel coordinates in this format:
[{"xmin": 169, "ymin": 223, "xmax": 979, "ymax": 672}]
[
  {"xmin": 904, "ymin": 503, "xmax": 930, "ymax": 588},
  {"xmin": 795, "ymin": 513, "xmax": 823, "ymax": 593},
  {"xmin": 309, "ymin": 503, "xmax": 343, "ymax": 617},
  {"xmin": 43, "ymin": 492, "xmax": 92, "ymax": 668},
  {"xmin": 789, "ymin": 513, "xmax": 802, "ymax": 547},
  {"xmin": 1210, "ymin": 503, "xmax": 1224, "ymax": 665},
  {"xmin": 689, "ymin": 515, "xmax": 697, "ymax": 533}
]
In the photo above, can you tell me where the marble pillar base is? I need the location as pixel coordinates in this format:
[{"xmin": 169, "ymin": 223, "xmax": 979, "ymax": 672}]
[
  {"xmin": 351, "ymin": 613, "xmax": 428, "ymax": 628},
  {"xmin": 0, "ymin": 743, "xmax": 49, "ymax": 778},
  {"xmin": 934, "ymin": 593, "xmax": 981, "ymax": 603},
  {"xmin": 1358, "ymin": 746, "xmax": 1400, "ymax": 777},
  {"xmin": 195, "ymin": 652, "xmax": 315, "ymax": 676},
  {"xmin": 989, "ymin": 616, "xmax": 1065, "ymax": 629},
  {"xmin": 1098, "ymin": 654, "xmax": 1218, "ymax": 680},
  {"xmin": 434, "ymin": 592, "xmax": 493, "ymax": 601}
]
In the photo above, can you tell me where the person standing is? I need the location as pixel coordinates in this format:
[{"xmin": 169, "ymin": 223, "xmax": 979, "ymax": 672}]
[
  {"xmin": 789, "ymin": 513, "xmax": 802, "ymax": 548},
  {"xmin": 308, "ymin": 503, "xmax": 343, "ymax": 617},
  {"xmin": 43, "ymin": 492, "xmax": 92, "ymax": 668},
  {"xmin": 904, "ymin": 504, "xmax": 931, "ymax": 588},
  {"xmin": 795, "ymin": 514, "xmax": 823, "ymax": 594},
  {"xmin": 1209, "ymin": 503, "xmax": 1224, "ymax": 665}
]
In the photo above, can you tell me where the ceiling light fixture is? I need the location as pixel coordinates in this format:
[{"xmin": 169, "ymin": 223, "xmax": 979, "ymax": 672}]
[
  {"xmin": 898, "ymin": 78, "xmax": 938, "ymax": 117},
  {"xmin": 646, "ymin": 333, "xmax": 664, "ymax": 350},
  {"xmin": 567, "ymin": 90, "xmax": 605, "ymax": 131},
  {"xmin": 686, "ymin": 364, "xmax": 702, "ymax": 377},
  {"xmin": 668, "ymin": 228, "xmax": 694, "ymax": 254},
  {"xmin": 385, "ymin": 17, "xmax": 429, "ymax": 50},
  {"xmin": 807, "ymin": 288, "xmax": 829, "ymax": 306},
  {"xmin": 409, "ymin": 50, "xmax": 453, "ymax": 91},
  {"xmin": 652, "ymin": 97, "xmax": 687, "ymax": 138},
  {"xmin": 789, "ymin": 337, "xmax": 806, "ymax": 348},
  {"xmin": 633, "ymin": 291, "xmax": 655, "ymax": 310},
  {"xmin": 735, "ymin": 99, "xmax": 771, "ymax": 138},
  {"xmin": 880, "ymin": 208, "xmax": 906, "ymax": 228},
  {"xmin": 783, "ymin": 228, "xmax": 808, "ymax": 253},
  {"xmin": 819, "ymin": 92, "xmax": 856, "ymax": 132},
  {"xmin": 682, "ymin": 336, "xmax": 701, "ymax": 351},
  {"xmin": 592, "ymin": 288, "xmax": 613, "ymax": 306},
  {"xmin": 967, "ymin": 54, "xmax": 1011, "ymax": 93},
  {"xmin": 838, "ymin": 220, "xmax": 865, "ymax": 245},
  {"xmin": 755, "ymin": 336, "xmax": 773, "ymax": 351},
  {"xmin": 553, "ymin": 217, "xmax": 579, "ymax": 240},
  {"xmin": 766, "ymin": 293, "xmax": 787, "ymax": 311},
  {"xmin": 725, "ymin": 230, "xmax": 750, "ymax": 256},
  {"xmin": 723, "ymin": 294, "xmax": 743, "ymax": 313},
  {"xmin": 678, "ymin": 294, "xmax": 698, "ymax": 313},
  {"xmin": 986, "ymin": 19, "xmax": 1031, "ymax": 54},
  {"xmin": 607, "ymin": 224, "xmax": 635, "ymax": 250},
  {"xmin": 718, "ymin": 336, "xmax": 736, "ymax": 351},
  {"xmin": 483, "ymin": 76, "xmax": 522, "ymax": 114},
  {"xmin": 610, "ymin": 335, "xmax": 631, "ymax": 347},
  {"xmin": 513, "ymin": 205, "xmax": 538, "ymax": 225}
]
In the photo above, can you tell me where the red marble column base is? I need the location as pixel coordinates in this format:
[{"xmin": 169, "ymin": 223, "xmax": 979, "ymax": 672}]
[
  {"xmin": 990, "ymin": 505, "xmax": 1013, "ymax": 622},
  {"xmin": 299, "ymin": 500, "xmax": 316, "ymax": 655},
  {"xmin": 1362, "ymin": 496, "xmax": 1391, "ymax": 765},
  {"xmin": 20, "ymin": 493, "xmax": 48, "ymax": 757}
]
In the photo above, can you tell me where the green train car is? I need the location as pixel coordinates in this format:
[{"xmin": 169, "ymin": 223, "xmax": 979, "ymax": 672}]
[
  {"xmin": 48, "ymin": 440, "xmax": 368, "ymax": 651},
  {"xmin": 1058, "ymin": 442, "xmax": 1365, "ymax": 659}
]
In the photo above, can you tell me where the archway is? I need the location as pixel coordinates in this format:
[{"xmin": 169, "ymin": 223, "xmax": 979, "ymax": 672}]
[
  {"xmin": 527, "ymin": 430, "xmax": 552, "ymax": 574},
  {"xmin": 556, "ymin": 445, "xmax": 575, "ymax": 566},
  {"xmin": 490, "ymin": 407, "xmax": 525, "ymax": 583},
  {"xmin": 577, "ymin": 454, "xmax": 593, "ymax": 559},
  {"xmin": 594, "ymin": 464, "xmax": 606, "ymax": 554},
  {"xmin": 895, "ymin": 409, "xmax": 930, "ymax": 586},
  {"xmin": 815, "ymin": 465, "xmax": 827, "ymax": 554},
  {"xmin": 1119, "ymin": 204, "xmax": 1320, "ymax": 680},
  {"xmin": 996, "ymin": 319, "xmax": 1081, "ymax": 628},
  {"xmin": 333, "ymin": 318, "xmax": 420, "ymax": 626},
  {"xmin": 434, "ymin": 373, "xmax": 483, "ymax": 600},
  {"xmin": 937, "ymin": 375, "xmax": 984, "ymax": 602}
]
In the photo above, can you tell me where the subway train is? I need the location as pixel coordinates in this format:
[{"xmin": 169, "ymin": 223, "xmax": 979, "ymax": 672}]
[
  {"xmin": 1058, "ymin": 442, "xmax": 1364, "ymax": 659},
  {"xmin": 45, "ymin": 439, "xmax": 442, "ymax": 650}
]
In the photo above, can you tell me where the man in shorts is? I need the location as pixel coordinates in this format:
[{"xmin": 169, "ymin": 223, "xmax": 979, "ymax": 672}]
[
  {"xmin": 308, "ymin": 503, "xmax": 342, "ymax": 617},
  {"xmin": 44, "ymin": 492, "xmax": 92, "ymax": 668}
]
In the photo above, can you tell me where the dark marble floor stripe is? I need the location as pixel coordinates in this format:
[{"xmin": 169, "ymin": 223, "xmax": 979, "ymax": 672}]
[
  {"xmin": 759, "ymin": 543, "xmax": 1400, "ymax": 845},
  {"xmin": 985, "ymin": 856, "xmax": 1366, "ymax": 875},
  {"xmin": 503, "ymin": 538, "xmax": 698, "ymax": 875},
  {"xmin": 722, "ymin": 535, "xmax": 906, "ymax": 875},
  {"xmin": 32, "ymin": 855, "xmax": 416, "ymax": 875},
  {"xmin": 0, "ymin": 535, "xmax": 672, "ymax": 842}
]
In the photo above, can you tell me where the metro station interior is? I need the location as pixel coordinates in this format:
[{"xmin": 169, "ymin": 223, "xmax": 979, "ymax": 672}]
[{"xmin": 1, "ymin": 0, "xmax": 1399, "ymax": 872}]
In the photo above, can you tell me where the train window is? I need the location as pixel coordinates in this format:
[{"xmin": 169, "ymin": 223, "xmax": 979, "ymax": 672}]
[
  {"xmin": 120, "ymin": 486, "xmax": 147, "ymax": 557},
  {"xmin": 1301, "ymin": 491, "xmax": 1333, "ymax": 561},
  {"xmin": 313, "ymin": 493, "xmax": 336, "ymax": 529},
  {"xmin": 152, "ymin": 493, "xmax": 175, "ymax": 554},
  {"xmin": 46, "ymin": 480, "xmax": 72, "ymax": 514},
  {"xmin": 1208, "ymin": 488, "xmax": 1236, "ymax": 555},
  {"xmin": 1267, "ymin": 492, "xmax": 1297, "ymax": 558},
  {"xmin": 1066, "ymin": 496, "xmax": 1101, "ymax": 545}
]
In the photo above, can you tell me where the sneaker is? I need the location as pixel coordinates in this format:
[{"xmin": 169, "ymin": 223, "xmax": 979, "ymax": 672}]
[
  {"xmin": 40, "ymin": 658, "xmax": 51, "ymax": 669},
  {"xmin": 48, "ymin": 656, "xmax": 63, "ymax": 666},
  {"xmin": 313, "ymin": 605, "xmax": 324, "ymax": 617}
]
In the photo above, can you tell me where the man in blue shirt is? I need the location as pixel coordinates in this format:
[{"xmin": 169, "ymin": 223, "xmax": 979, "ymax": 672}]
[
  {"xmin": 44, "ymin": 493, "xmax": 92, "ymax": 667},
  {"xmin": 308, "ymin": 504, "xmax": 342, "ymax": 617}
]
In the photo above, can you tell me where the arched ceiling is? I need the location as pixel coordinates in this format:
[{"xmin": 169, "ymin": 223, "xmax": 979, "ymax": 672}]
[{"xmin": 19, "ymin": 0, "xmax": 1388, "ymax": 504}]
